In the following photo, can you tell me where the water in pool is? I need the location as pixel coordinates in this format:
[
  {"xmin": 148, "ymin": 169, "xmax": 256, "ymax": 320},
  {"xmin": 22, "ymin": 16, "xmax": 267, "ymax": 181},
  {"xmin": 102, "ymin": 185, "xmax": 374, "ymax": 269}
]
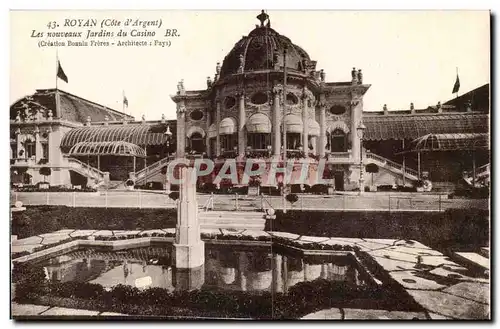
[{"xmin": 37, "ymin": 245, "xmax": 372, "ymax": 293}]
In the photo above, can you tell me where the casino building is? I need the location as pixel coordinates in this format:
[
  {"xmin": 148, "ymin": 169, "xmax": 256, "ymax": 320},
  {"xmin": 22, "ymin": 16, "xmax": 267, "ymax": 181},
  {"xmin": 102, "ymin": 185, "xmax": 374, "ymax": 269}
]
[{"xmin": 10, "ymin": 11, "xmax": 489, "ymax": 192}]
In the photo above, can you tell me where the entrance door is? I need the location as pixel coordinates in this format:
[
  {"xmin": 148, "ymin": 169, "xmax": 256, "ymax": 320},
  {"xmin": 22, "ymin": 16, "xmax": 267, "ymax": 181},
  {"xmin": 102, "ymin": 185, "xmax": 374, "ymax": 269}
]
[{"xmin": 334, "ymin": 171, "xmax": 344, "ymax": 191}]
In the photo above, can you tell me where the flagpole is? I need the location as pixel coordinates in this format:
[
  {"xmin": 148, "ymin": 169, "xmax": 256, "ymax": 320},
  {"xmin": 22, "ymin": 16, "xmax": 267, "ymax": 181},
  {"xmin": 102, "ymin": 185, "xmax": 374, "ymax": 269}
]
[
  {"xmin": 456, "ymin": 67, "xmax": 459, "ymax": 99},
  {"xmin": 56, "ymin": 48, "xmax": 58, "ymax": 90},
  {"xmin": 122, "ymin": 90, "xmax": 125, "ymax": 114}
]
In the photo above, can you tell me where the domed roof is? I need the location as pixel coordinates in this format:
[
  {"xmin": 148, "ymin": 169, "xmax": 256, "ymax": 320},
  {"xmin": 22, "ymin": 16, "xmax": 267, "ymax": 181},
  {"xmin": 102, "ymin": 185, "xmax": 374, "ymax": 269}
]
[{"xmin": 219, "ymin": 11, "xmax": 311, "ymax": 79}]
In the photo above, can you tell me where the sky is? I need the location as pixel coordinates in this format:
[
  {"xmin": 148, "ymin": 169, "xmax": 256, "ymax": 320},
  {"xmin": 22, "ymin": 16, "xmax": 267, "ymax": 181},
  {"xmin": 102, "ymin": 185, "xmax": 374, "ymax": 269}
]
[{"xmin": 10, "ymin": 10, "xmax": 490, "ymax": 120}]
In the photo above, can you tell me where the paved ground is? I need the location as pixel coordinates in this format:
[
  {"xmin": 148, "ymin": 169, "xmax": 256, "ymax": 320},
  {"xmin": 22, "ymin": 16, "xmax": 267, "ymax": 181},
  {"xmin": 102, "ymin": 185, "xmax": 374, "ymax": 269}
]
[
  {"xmin": 11, "ymin": 303, "xmax": 126, "ymax": 317},
  {"xmin": 12, "ymin": 229, "xmax": 490, "ymax": 319},
  {"xmin": 10, "ymin": 190, "xmax": 488, "ymax": 211}
]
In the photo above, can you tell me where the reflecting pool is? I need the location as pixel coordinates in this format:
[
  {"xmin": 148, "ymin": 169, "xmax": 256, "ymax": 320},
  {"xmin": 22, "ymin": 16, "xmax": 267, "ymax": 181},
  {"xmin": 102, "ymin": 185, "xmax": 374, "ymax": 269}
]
[{"xmin": 35, "ymin": 244, "xmax": 374, "ymax": 293}]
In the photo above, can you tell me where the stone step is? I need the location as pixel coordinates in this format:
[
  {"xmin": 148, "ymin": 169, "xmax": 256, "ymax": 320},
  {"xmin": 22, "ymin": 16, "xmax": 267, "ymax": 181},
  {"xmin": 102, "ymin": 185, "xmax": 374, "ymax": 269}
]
[
  {"xmin": 198, "ymin": 212, "xmax": 264, "ymax": 218},
  {"xmin": 200, "ymin": 223, "xmax": 265, "ymax": 230},
  {"xmin": 200, "ymin": 220, "xmax": 264, "ymax": 224},
  {"xmin": 453, "ymin": 252, "xmax": 489, "ymax": 270}
]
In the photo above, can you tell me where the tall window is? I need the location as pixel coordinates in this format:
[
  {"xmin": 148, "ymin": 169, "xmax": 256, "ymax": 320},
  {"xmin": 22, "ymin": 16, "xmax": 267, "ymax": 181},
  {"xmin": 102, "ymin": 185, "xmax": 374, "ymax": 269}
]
[
  {"xmin": 42, "ymin": 143, "xmax": 49, "ymax": 160},
  {"xmin": 247, "ymin": 133, "xmax": 270, "ymax": 150},
  {"xmin": 286, "ymin": 133, "xmax": 301, "ymax": 150},
  {"xmin": 189, "ymin": 132, "xmax": 205, "ymax": 154},
  {"xmin": 221, "ymin": 134, "xmax": 237, "ymax": 153},
  {"xmin": 24, "ymin": 139, "xmax": 35, "ymax": 158},
  {"xmin": 11, "ymin": 144, "xmax": 17, "ymax": 159},
  {"xmin": 329, "ymin": 129, "xmax": 347, "ymax": 152}
]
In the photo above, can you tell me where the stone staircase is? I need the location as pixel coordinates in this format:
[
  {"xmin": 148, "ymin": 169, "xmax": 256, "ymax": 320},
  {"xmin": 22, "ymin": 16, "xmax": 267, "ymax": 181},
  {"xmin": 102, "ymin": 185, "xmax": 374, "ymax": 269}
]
[
  {"xmin": 365, "ymin": 152, "xmax": 419, "ymax": 183},
  {"xmin": 66, "ymin": 156, "xmax": 108, "ymax": 186},
  {"xmin": 134, "ymin": 156, "xmax": 172, "ymax": 186},
  {"xmin": 198, "ymin": 211, "xmax": 266, "ymax": 230}
]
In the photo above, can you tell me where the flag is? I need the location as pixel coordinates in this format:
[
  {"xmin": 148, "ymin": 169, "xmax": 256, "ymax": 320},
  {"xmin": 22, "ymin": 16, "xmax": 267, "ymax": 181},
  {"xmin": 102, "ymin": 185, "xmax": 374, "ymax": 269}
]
[
  {"xmin": 123, "ymin": 94, "xmax": 128, "ymax": 107},
  {"xmin": 57, "ymin": 60, "xmax": 68, "ymax": 83},
  {"xmin": 452, "ymin": 74, "xmax": 460, "ymax": 94}
]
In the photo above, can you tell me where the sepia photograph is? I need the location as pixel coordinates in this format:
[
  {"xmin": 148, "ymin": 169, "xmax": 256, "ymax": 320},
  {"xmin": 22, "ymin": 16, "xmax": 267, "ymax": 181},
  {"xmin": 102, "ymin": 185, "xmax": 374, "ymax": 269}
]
[{"xmin": 9, "ymin": 9, "xmax": 490, "ymax": 320}]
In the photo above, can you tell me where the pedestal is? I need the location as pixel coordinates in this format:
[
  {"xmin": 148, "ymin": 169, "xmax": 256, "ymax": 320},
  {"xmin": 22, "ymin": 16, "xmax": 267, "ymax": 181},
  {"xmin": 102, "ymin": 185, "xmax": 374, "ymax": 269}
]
[
  {"xmin": 173, "ymin": 166, "xmax": 205, "ymax": 269},
  {"xmin": 173, "ymin": 241, "xmax": 205, "ymax": 268}
]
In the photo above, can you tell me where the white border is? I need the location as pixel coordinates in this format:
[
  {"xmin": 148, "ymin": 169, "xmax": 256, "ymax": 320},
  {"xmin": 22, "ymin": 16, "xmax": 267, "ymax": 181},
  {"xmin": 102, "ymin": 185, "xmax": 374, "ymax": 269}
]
[{"xmin": 2, "ymin": 1, "xmax": 497, "ymax": 328}]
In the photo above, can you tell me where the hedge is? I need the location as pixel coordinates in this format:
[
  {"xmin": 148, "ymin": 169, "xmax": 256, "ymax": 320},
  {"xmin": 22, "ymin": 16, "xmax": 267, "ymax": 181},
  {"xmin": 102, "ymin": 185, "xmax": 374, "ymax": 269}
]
[
  {"xmin": 11, "ymin": 206, "xmax": 178, "ymax": 239},
  {"xmin": 13, "ymin": 263, "xmax": 423, "ymax": 319},
  {"xmin": 268, "ymin": 208, "xmax": 489, "ymax": 252},
  {"xmin": 13, "ymin": 185, "xmax": 97, "ymax": 193}
]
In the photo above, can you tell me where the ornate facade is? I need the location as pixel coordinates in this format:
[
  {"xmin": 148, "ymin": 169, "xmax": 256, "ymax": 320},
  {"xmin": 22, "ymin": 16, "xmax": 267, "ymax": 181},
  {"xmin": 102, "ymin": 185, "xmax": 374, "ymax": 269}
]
[{"xmin": 171, "ymin": 12, "xmax": 371, "ymax": 190}]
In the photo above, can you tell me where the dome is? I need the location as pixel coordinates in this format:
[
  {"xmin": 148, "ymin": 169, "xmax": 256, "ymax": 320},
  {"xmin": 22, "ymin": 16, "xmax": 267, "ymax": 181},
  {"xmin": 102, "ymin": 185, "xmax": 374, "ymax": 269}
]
[{"xmin": 219, "ymin": 11, "xmax": 312, "ymax": 79}]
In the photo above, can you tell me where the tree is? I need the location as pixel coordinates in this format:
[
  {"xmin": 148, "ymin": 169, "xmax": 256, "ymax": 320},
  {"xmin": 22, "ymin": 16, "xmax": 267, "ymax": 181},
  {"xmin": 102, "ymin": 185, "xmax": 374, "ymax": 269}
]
[
  {"xmin": 39, "ymin": 167, "xmax": 51, "ymax": 183},
  {"xmin": 365, "ymin": 163, "xmax": 379, "ymax": 187}
]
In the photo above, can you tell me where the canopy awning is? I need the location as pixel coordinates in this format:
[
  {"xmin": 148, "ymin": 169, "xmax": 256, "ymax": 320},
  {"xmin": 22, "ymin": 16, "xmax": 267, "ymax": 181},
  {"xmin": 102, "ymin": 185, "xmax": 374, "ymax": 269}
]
[
  {"xmin": 404, "ymin": 133, "xmax": 489, "ymax": 153},
  {"xmin": 60, "ymin": 123, "xmax": 172, "ymax": 149},
  {"xmin": 68, "ymin": 141, "xmax": 146, "ymax": 157},
  {"xmin": 247, "ymin": 113, "xmax": 272, "ymax": 133},
  {"xmin": 308, "ymin": 119, "xmax": 320, "ymax": 137},
  {"xmin": 285, "ymin": 114, "xmax": 303, "ymax": 134},
  {"xmin": 363, "ymin": 113, "xmax": 489, "ymax": 141},
  {"xmin": 219, "ymin": 117, "xmax": 237, "ymax": 135},
  {"xmin": 327, "ymin": 120, "xmax": 350, "ymax": 134},
  {"xmin": 208, "ymin": 123, "xmax": 217, "ymax": 138},
  {"xmin": 187, "ymin": 126, "xmax": 206, "ymax": 138}
]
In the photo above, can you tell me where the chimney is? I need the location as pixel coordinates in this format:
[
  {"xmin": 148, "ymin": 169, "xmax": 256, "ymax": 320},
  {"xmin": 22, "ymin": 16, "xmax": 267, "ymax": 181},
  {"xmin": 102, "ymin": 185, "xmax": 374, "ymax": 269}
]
[
  {"xmin": 357, "ymin": 69, "xmax": 363, "ymax": 84},
  {"xmin": 383, "ymin": 104, "xmax": 388, "ymax": 115}
]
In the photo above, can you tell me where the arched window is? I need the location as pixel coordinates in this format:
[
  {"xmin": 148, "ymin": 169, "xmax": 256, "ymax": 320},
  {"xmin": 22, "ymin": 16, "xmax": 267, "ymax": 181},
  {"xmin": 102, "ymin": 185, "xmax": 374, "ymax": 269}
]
[
  {"xmin": 190, "ymin": 132, "xmax": 205, "ymax": 154},
  {"xmin": 329, "ymin": 129, "xmax": 347, "ymax": 152}
]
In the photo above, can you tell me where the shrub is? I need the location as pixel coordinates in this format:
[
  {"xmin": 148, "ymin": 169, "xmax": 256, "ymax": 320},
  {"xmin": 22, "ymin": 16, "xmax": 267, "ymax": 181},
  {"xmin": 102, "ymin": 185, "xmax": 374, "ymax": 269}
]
[
  {"xmin": 286, "ymin": 193, "xmax": 299, "ymax": 204},
  {"xmin": 169, "ymin": 191, "xmax": 179, "ymax": 201}
]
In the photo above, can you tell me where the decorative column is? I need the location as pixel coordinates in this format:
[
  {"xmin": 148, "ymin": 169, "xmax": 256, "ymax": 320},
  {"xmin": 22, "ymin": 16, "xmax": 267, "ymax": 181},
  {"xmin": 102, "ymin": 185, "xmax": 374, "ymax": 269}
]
[
  {"xmin": 173, "ymin": 166, "xmax": 205, "ymax": 268},
  {"xmin": 318, "ymin": 98, "xmax": 326, "ymax": 157},
  {"xmin": 302, "ymin": 93, "xmax": 309, "ymax": 153},
  {"xmin": 238, "ymin": 92, "xmax": 246, "ymax": 156},
  {"xmin": 351, "ymin": 98, "xmax": 362, "ymax": 163},
  {"xmin": 34, "ymin": 126, "xmax": 42, "ymax": 162},
  {"xmin": 176, "ymin": 103, "xmax": 186, "ymax": 158},
  {"xmin": 15, "ymin": 128, "xmax": 22, "ymax": 160},
  {"xmin": 206, "ymin": 110, "xmax": 212, "ymax": 157},
  {"xmin": 272, "ymin": 88, "xmax": 281, "ymax": 157},
  {"xmin": 216, "ymin": 100, "xmax": 221, "ymax": 156}
]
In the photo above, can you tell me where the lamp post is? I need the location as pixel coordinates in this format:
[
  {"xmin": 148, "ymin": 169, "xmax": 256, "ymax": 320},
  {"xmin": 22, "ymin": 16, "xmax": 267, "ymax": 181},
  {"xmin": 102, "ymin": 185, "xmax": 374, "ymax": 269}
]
[
  {"xmin": 356, "ymin": 122, "xmax": 366, "ymax": 195},
  {"xmin": 164, "ymin": 125, "xmax": 172, "ymax": 194}
]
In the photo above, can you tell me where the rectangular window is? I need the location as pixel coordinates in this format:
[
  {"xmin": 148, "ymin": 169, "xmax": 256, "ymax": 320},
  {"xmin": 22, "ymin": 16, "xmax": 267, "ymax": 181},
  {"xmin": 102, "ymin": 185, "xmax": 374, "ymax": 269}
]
[
  {"xmin": 221, "ymin": 134, "xmax": 237, "ymax": 152},
  {"xmin": 25, "ymin": 142, "xmax": 36, "ymax": 158},
  {"xmin": 11, "ymin": 144, "xmax": 17, "ymax": 159},
  {"xmin": 248, "ymin": 133, "xmax": 271, "ymax": 150},
  {"xmin": 42, "ymin": 143, "xmax": 49, "ymax": 160}
]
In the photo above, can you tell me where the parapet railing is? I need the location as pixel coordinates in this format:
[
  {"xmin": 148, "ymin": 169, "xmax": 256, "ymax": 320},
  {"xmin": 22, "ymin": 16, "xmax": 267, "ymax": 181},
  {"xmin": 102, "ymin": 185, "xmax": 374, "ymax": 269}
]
[
  {"xmin": 135, "ymin": 156, "xmax": 172, "ymax": 182},
  {"xmin": 260, "ymin": 194, "xmax": 275, "ymax": 213},
  {"xmin": 66, "ymin": 156, "xmax": 106, "ymax": 179},
  {"xmin": 365, "ymin": 152, "xmax": 419, "ymax": 178},
  {"xmin": 201, "ymin": 193, "xmax": 214, "ymax": 211}
]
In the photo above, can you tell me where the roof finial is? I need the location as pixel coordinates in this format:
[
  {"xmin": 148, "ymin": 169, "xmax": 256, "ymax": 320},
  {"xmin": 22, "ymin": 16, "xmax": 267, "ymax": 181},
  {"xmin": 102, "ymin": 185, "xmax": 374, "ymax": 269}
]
[{"xmin": 257, "ymin": 10, "xmax": 269, "ymax": 27}]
